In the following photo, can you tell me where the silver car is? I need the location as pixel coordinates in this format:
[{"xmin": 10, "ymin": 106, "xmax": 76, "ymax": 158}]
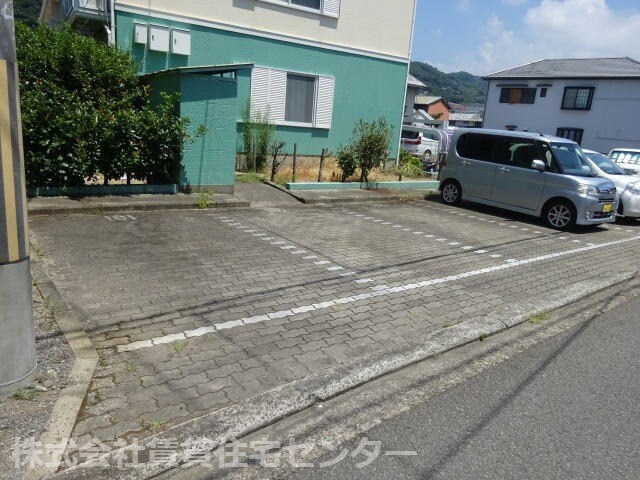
[
  {"xmin": 584, "ymin": 149, "xmax": 640, "ymax": 219},
  {"xmin": 439, "ymin": 129, "xmax": 618, "ymax": 229}
]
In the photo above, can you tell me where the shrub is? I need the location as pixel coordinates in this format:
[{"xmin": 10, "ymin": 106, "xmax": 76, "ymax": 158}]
[
  {"xmin": 393, "ymin": 149, "xmax": 423, "ymax": 180},
  {"xmin": 241, "ymin": 100, "xmax": 276, "ymax": 172},
  {"xmin": 336, "ymin": 145, "xmax": 357, "ymax": 182},
  {"xmin": 347, "ymin": 118, "xmax": 393, "ymax": 183},
  {"xmin": 16, "ymin": 23, "xmax": 195, "ymax": 187}
]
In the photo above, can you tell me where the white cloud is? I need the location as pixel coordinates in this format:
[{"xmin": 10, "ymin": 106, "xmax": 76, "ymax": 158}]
[
  {"xmin": 456, "ymin": 0, "xmax": 472, "ymax": 13},
  {"xmin": 502, "ymin": 0, "xmax": 527, "ymax": 5},
  {"xmin": 440, "ymin": 0, "xmax": 640, "ymax": 74}
]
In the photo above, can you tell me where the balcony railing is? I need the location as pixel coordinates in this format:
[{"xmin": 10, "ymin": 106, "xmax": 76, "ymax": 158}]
[{"xmin": 61, "ymin": 0, "xmax": 107, "ymax": 22}]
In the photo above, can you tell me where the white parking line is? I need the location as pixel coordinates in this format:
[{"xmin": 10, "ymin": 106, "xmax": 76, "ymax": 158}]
[{"xmin": 118, "ymin": 234, "xmax": 640, "ymax": 352}]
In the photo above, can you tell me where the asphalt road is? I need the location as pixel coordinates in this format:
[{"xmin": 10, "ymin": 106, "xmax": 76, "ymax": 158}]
[{"xmin": 277, "ymin": 292, "xmax": 640, "ymax": 479}]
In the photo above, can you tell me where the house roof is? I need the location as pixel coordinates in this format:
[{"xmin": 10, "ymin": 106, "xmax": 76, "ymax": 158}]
[
  {"xmin": 484, "ymin": 57, "xmax": 640, "ymax": 80},
  {"xmin": 407, "ymin": 74, "xmax": 426, "ymax": 88},
  {"xmin": 414, "ymin": 96, "xmax": 451, "ymax": 110},
  {"xmin": 141, "ymin": 63, "xmax": 254, "ymax": 79},
  {"xmin": 449, "ymin": 112, "xmax": 483, "ymax": 122}
]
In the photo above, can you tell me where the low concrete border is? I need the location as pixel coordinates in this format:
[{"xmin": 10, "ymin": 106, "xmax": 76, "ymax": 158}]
[
  {"xmin": 48, "ymin": 269, "xmax": 639, "ymax": 479},
  {"xmin": 28, "ymin": 185, "xmax": 179, "ymax": 197},
  {"xmin": 285, "ymin": 180, "xmax": 439, "ymax": 191},
  {"xmin": 26, "ymin": 259, "xmax": 99, "ymax": 480}
]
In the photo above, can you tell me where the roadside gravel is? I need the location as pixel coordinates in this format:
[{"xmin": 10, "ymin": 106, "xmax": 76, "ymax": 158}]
[{"xmin": 0, "ymin": 285, "xmax": 73, "ymax": 480}]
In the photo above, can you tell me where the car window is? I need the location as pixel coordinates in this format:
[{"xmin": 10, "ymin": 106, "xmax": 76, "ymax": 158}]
[
  {"xmin": 457, "ymin": 133, "xmax": 507, "ymax": 164},
  {"xmin": 538, "ymin": 142, "xmax": 560, "ymax": 173},
  {"xmin": 401, "ymin": 130, "xmax": 419, "ymax": 140},
  {"xmin": 585, "ymin": 152, "xmax": 626, "ymax": 175},
  {"xmin": 505, "ymin": 141, "xmax": 539, "ymax": 169},
  {"xmin": 550, "ymin": 143, "xmax": 597, "ymax": 177}
]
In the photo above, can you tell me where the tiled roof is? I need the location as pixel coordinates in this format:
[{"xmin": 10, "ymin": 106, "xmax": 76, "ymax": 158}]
[
  {"xmin": 407, "ymin": 74, "xmax": 426, "ymax": 88},
  {"xmin": 484, "ymin": 57, "xmax": 640, "ymax": 80},
  {"xmin": 449, "ymin": 112, "xmax": 483, "ymax": 121}
]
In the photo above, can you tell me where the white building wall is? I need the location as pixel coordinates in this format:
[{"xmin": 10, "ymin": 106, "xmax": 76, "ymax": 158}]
[
  {"xmin": 483, "ymin": 78, "xmax": 640, "ymax": 153},
  {"xmin": 117, "ymin": 0, "xmax": 415, "ymax": 61}
]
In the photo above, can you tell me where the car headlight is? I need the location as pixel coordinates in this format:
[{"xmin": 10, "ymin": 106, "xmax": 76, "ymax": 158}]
[
  {"xmin": 577, "ymin": 184, "xmax": 599, "ymax": 196},
  {"xmin": 627, "ymin": 181, "xmax": 640, "ymax": 195}
]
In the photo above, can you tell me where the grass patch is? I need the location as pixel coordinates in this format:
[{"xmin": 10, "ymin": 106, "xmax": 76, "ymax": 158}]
[
  {"xmin": 195, "ymin": 190, "xmax": 212, "ymax": 209},
  {"xmin": 171, "ymin": 342, "xmax": 185, "ymax": 355},
  {"xmin": 123, "ymin": 363, "xmax": 137, "ymax": 374},
  {"xmin": 529, "ymin": 311, "xmax": 551, "ymax": 324},
  {"xmin": 442, "ymin": 322, "xmax": 453, "ymax": 329},
  {"xmin": 236, "ymin": 172, "xmax": 265, "ymax": 183},
  {"xmin": 30, "ymin": 243, "xmax": 44, "ymax": 258},
  {"xmin": 13, "ymin": 389, "xmax": 37, "ymax": 401},
  {"xmin": 147, "ymin": 419, "xmax": 167, "ymax": 431},
  {"xmin": 479, "ymin": 333, "xmax": 488, "ymax": 342}
]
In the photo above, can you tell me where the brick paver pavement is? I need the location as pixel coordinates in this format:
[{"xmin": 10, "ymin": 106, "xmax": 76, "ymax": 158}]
[{"xmin": 29, "ymin": 200, "xmax": 640, "ymax": 448}]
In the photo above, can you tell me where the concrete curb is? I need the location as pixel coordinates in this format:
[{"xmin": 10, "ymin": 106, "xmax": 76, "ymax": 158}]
[
  {"xmin": 262, "ymin": 180, "xmax": 435, "ymax": 205},
  {"xmin": 46, "ymin": 269, "xmax": 638, "ymax": 479},
  {"xmin": 27, "ymin": 199, "xmax": 250, "ymax": 216},
  {"xmin": 27, "ymin": 258, "xmax": 99, "ymax": 480}
]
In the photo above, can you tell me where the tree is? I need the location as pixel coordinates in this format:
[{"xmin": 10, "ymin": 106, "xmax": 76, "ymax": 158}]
[
  {"xmin": 351, "ymin": 118, "xmax": 393, "ymax": 183},
  {"xmin": 16, "ymin": 23, "xmax": 195, "ymax": 187}
]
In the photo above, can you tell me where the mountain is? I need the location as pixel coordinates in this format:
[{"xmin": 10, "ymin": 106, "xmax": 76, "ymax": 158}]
[
  {"xmin": 410, "ymin": 61, "xmax": 487, "ymax": 105},
  {"xmin": 15, "ymin": 0, "xmax": 42, "ymax": 27}
]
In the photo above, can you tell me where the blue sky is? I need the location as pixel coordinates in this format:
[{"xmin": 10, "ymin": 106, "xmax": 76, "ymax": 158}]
[{"xmin": 412, "ymin": 0, "xmax": 640, "ymax": 75}]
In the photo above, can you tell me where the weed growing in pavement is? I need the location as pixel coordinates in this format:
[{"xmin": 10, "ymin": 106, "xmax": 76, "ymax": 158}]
[
  {"xmin": 30, "ymin": 243, "xmax": 44, "ymax": 258},
  {"xmin": 479, "ymin": 333, "xmax": 488, "ymax": 341},
  {"xmin": 13, "ymin": 389, "xmax": 37, "ymax": 401},
  {"xmin": 97, "ymin": 201, "xmax": 105, "ymax": 214},
  {"xmin": 147, "ymin": 419, "xmax": 167, "ymax": 431},
  {"xmin": 430, "ymin": 353, "xmax": 441, "ymax": 360},
  {"xmin": 442, "ymin": 323, "xmax": 453, "ymax": 329},
  {"xmin": 123, "ymin": 363, "xmax": 137, "ymax": 374},
  {"xmin": 171, "ymin": 342, "xmax": 185, "ymax": 355},
  {"xmin": 195, "ymin": 190, "xmax": 211, "ymax": 209},
  {"xmin": 236, "ymin": 172, "xmax": 264, "ymax": 183},
  {"xmin": 529, "ymin": 312, "xmax": 550, "ymax": 324}
]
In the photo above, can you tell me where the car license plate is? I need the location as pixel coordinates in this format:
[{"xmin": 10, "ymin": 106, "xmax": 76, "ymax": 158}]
[{"xmin": 602, "ymin": 203, "xmax": 613, "ymax": 213}]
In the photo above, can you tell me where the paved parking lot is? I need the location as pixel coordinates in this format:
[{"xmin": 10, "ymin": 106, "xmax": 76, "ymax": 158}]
[{"xmin": 30, "ymin": 199, "xmax": 640, "ymax": 448}]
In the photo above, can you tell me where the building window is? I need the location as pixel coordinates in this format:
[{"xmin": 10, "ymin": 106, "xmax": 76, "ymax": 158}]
[
  {"xmin": 291, "ymin": 0, "xmax": 321, "ymax": 8},
  {"xmin": 561, "ymin": 87, "xmax": 594, "ymax": 110},
  {"xmin": 499, "ymin": 88, "xmax": 536, "ymax": 104},
  {"xmin": 540, "ymin": 87, "xmax": 547, "ymax": 98},
  {"xmin": 285, "ymin": 73, "xmax": 316, "ymax": 124},
  {"xmin": 251, "ymin": 67, "xmax": 335, "ymax": 129},
  {"xmin": 556, "ymin": 128, "xmax": 584, "ymax": 145}
]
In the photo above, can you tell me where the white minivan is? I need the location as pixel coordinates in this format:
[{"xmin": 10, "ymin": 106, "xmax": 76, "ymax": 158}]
[
  {"xmin": 401, "ymin": 126, "xmax": 440, "ymax": 164},
  {"xmin": 608, "ymin": 148, "xmax": 640, "ymax": 176}
]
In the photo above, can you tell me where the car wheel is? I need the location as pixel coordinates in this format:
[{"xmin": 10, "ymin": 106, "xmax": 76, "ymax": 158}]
[
  {"xmin": 618, "ymin": 201, "xmax": 624, "ymax": 216},
  {"xmin": 441, "ymin": 180, "xmax": 462, "ymax": 205},
  {"xmin": 543, "ymin": 200, "xmax": 576, "ymax": 230},
  {"xmin": 422, "ymin": 150, "xmax": 432, "ymax": 162}
]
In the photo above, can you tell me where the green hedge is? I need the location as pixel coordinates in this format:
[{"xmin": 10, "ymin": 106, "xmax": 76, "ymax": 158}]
[{"xmin": 16, "ymin": 23, "xmax": 196, "ymax": 188}]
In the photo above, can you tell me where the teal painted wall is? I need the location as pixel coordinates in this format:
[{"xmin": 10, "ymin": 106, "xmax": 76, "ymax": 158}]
[
  {"xmin": 146, "ymin": 72, "xmax": 238, "ymax": 188},
  {"xmin": 116, "ymin": 10, "xmax": 407, "ymax": 161}
]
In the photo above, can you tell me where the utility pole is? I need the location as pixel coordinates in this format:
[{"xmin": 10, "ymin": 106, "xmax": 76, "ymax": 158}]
[{"xmin": 0, "ymin": 0, "xmax": 37, "ymax": 394}]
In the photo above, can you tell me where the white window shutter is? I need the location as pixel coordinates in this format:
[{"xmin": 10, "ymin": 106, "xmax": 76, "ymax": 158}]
[
  {"xmin": 314, "ymin": 75, "xmax": 335, "ymax": 129},
  {"xmin": 322, "ymin": 0, "xmax": 340, "ymax": 17},
  {"xmin": 268, "ymin": 69, "xmax": 287, "ymax": 124},
  {"xmin": 250, "ymin": 67, "xmax": 270, "ymax": 119}
]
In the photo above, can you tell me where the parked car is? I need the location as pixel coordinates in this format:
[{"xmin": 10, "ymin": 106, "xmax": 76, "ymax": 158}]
[
  {"xmin": 401, "ymin": 126, "xmax": 440, "ymax": 170},
  {"xmin": 439, "ymin": 129, "xmax": 618, "ymax": 229},
  {"xmin": 583, "ymin": 149, "xmax": 640, "ymax": 219},
  {"xmin": 608, "ymin": 148, "xmax": 640, "ymax": 175}
]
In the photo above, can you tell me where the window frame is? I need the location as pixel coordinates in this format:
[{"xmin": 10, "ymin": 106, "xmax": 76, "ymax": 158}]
[
  {"xmin": 284, "ymin": 72, "xmax": 318, "ymax": 127},
  {"xmin": 561, "ymin": 87, "xmax": 595, "ymax": 111},
  {"xmin": 556, "ymin": 127, "xmax": 584, "ymax": 145},
  {"xmin": 258, "ymin": 0, "xmax": 338, "ymax": 17},
  {"xmin": 499, "ymin": 87, "xmax": 537, "ymax": 105}
]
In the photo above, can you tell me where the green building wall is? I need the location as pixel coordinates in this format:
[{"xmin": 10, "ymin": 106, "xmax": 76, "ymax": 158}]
[{"xmin": 116, "ymin": 10, "xmax": 408, "ymax": 187}]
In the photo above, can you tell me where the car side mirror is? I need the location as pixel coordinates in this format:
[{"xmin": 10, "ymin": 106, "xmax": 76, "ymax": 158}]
[{"xmin": 531, "ymin": 159, "xmax": 546, "ymax": 171}]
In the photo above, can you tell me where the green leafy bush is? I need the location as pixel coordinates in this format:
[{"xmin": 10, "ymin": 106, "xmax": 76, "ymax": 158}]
[
  {"xmin": 241, "ymin": 100, "xmax": 276, "ymax": 172},
  {"xmin": 393, "ymin": 149, "xmax": 424, "ymax": 180},
  {"xmin": 336, "ymin": 145, "xmax": 357, "ymax": 182},
  {"xmin": 16, "ymin": 23, "xmax": 195, "ymax": 187},
  {"xmin": 343, "ymin": 118, "xmax": 393, "ymax": 183}
]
